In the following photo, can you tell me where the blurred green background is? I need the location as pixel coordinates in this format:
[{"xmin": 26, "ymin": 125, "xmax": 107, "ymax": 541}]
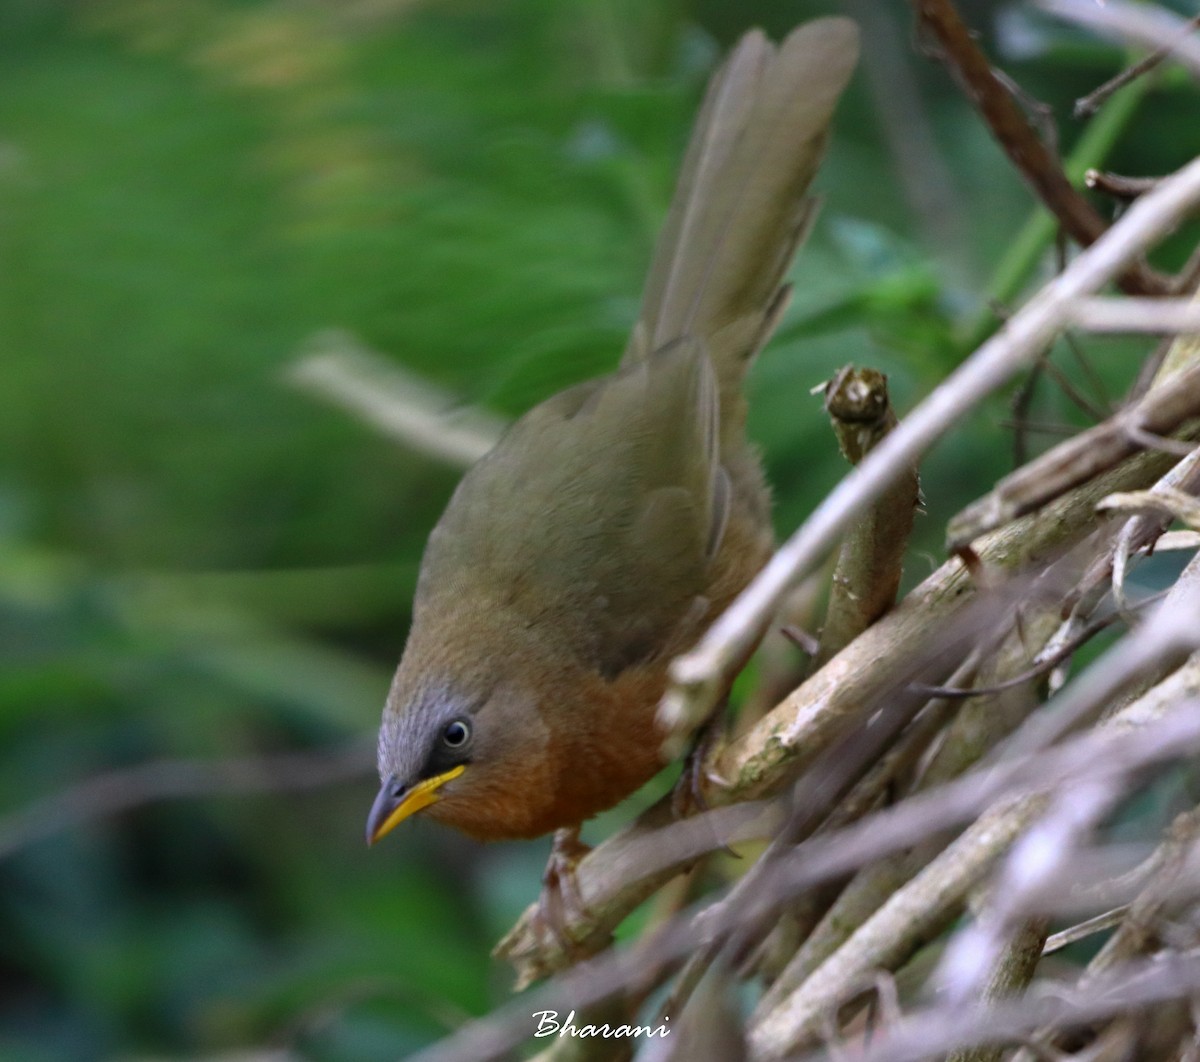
[{"xmin": 0, "ymin": 0, "xmax": 1196, "ymax": 1058}]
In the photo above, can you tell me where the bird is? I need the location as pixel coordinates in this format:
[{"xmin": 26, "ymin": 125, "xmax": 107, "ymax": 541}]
[{"xmin": 366, "ymin": 18, "xmax": 860, "ymax": 858}]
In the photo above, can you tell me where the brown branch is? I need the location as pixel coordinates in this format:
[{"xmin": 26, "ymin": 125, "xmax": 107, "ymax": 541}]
[
  {"xmin": 1087, "ymin": 170, "xmax": 1165, "ymax": 201},
  {"xmin": 910, "ymin": 0, "xmax": 1170, "ymax": 297}
]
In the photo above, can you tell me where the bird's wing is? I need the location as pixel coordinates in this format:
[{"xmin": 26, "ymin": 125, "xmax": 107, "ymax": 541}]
[{"xmin": 419, "ymin": 339, "xmax": 725, "ymax": 676}]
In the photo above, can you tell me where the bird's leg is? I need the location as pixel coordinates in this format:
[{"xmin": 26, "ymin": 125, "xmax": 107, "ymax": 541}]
[
  {"xmin": 670, "ymin": 698, "xmax": 730, "ymax": 820},
  {"xmin": 533, "ymin": 826, "xmax": 595, "ymax": 956}
]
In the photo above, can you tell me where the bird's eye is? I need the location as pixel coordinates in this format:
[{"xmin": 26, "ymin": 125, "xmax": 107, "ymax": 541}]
[{"xmin": 442, "ymin": 720, "xmax": 470, "ymax": 749}]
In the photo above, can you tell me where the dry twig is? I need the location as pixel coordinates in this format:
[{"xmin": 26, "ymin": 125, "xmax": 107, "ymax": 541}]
[
  {"xmin": 286, "ymin": 330, "xmax": 506, "ymax": 466},
  {"xmin": 0, "ymin": 740, "xmax": 374, "ymax": 861},
  {"xmin": 947, "ymin": 359, "xmax": 1200, "ymax": 550},
  {"xmin": 1069, "ymin": 296, "xmax": 1200, "ymax": 334}
]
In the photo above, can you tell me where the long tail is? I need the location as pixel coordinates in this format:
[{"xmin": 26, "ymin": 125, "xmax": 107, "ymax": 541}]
[{"xmin": 622, "ymin": 18, "xmax": 859, "ymax": 443}]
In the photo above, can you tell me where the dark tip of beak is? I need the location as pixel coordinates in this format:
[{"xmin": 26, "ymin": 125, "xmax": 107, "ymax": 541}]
[{"xmin": 365, "ymin": 776, "xmax": 404, "ymax": 846}]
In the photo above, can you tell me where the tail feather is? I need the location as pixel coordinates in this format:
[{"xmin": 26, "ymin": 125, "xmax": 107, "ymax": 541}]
[{"xmin": 623, "ymin": 18, "xmax": 859, "ymax": 434}]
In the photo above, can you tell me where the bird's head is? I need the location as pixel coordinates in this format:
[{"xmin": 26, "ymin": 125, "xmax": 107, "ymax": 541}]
[
  {"xmin": 367, "ymin": 693, "xmax": 475, "ymax": 844},
  {"xmin": 366, "ymin": 655, "xmax": 558, "ymax": 844}
]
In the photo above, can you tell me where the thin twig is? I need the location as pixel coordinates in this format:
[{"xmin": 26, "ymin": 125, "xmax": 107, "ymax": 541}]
[
  {"xmin": 1113, "ymin": 446, "xmax": 1200, "ymax": 581},
  {"xmin": 947, "ymin": 359, "xmax": 1200, "ymax": 550},
  {"xmin": 1086, "ymin": 170, "xmax": 1164, "ymax": 201},
  {"xmin": 1063, "ymin": 331, "xmax": 1114, "ymax": 414},
  {"xmin": 910, "ymin": 0, "xmax": 1170, "ymax": 296},
  {"xmin": 1035, "ymin": 349, "xmax": 1109, "ymax": 421},
  {"xmin": 1099, "ymin": 485, "xmax": 1200, "ymax": 530},
  {"xmin": 1073, "ymin": 13, "xmax": 1200, "ymax": 117},
  {"xmin": 0, "ymin": 739, "xmax": 375, "ymax": 861},
  {"xmin": 998, "ymin": 554, "xmax": 1200, "ymax": 762},
  {"xmin": 910, "ymin": 606, "xmax": 1127, "ymax": 700},
  {"xmin": 1010, "ymin": 358, "xmax": 1046, "ymax": 467},
  {"xmin": 1042, "ymin": 907, "xmax": 1131, "ymax": 956},
  {"xmin": 285, "ymin": 330, "xmax": 506, "ymax": 466},
  {"xmin": 1037, "ymin": 0, "xmax": 1200, "ymax": 82},
  {"xmin": 997, "ymin": 418, "xmax": 1081, "ymax": 438}
]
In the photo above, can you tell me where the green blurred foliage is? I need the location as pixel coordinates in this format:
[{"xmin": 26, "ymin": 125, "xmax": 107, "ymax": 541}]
[{"xmin": 0, "ymin": 0, "xmax": 1196, "ymax": 1058}]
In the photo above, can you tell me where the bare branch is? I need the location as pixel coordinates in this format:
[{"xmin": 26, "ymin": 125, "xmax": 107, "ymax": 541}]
[
  {"xmin": 1087, "ymin": 170, "xmax": 1166, "ymax": 201},
  {"xmin": 285, "ymin": 330, "xmax": 506, "ymax": 466},
  {"xmin": 813, "ymin": 365, "xmax": 920, "ymax": 671},
  {"xmin": 1070, "ymin": 296, "xmax": 1200, "ymax": 334},
  {"xmin": 0, "ymin": 739, "xmax": 374, "ymax": 861},
  {"xmin": 1099, "ymin": 485, "xmax": 1200, "ymax": 529},
  {"xmin": 945, "ymin": 919, "xmax": 1050, "ymax": 1062},
  {"xmin": 1042, "ymin": 906, "xmax": 1130, "ymax": 956}
]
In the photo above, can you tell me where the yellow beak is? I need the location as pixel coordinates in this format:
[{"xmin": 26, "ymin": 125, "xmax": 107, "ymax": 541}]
[{"xmin": 365, "ymin": 765, "xmax": 465, "ymax": 845}]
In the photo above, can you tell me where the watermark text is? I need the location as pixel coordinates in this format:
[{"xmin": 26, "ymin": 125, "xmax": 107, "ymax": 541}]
[{"xmin": 532, "ymin": 1010, "xmax": 670, "ymax": 1039}]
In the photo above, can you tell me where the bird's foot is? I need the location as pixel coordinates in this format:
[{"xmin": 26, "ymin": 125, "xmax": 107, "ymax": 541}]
[
  {"xmin": 670, "ymin": 709, "xmax": 728, "ymax": 820},
  {"xmin": 532, "ymin": 826, "xmax": 594, "ymax": 958}
]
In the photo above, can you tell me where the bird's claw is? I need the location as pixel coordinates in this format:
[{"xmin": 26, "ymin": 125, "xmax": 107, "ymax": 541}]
[
  {"xmin": 532, "ymin": 827, "xmax": 595, "ymax": 958},
  {"xmin": 670, "ymin": 711, "xmax": 727, "ymax": 820}
]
